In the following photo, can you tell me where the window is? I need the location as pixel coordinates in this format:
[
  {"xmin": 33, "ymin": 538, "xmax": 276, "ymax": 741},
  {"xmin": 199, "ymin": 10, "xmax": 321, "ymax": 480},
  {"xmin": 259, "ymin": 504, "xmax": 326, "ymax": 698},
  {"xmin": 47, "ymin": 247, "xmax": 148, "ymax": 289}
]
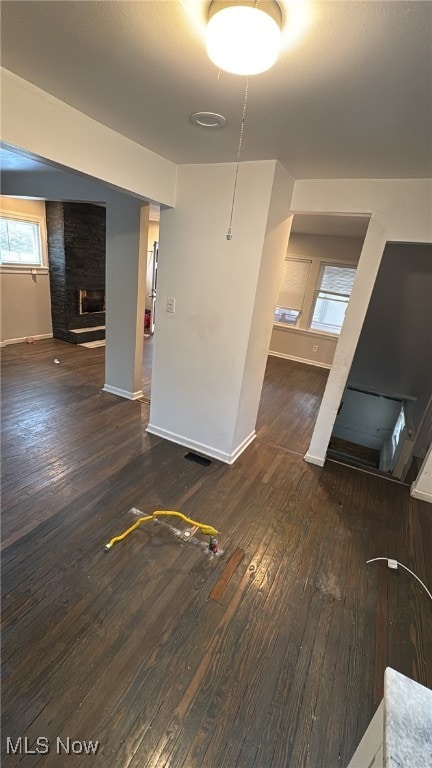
[
  {"xmin": 0, "ymin": 215, "xmax": 43, "ymax": 267},
  {"xmin": 274, "ymin": 258, "xmax": 311, "ymax": 326},
  {"xmin": 310, "ymin": 264, "xmax": 357, "ymax": 335}
]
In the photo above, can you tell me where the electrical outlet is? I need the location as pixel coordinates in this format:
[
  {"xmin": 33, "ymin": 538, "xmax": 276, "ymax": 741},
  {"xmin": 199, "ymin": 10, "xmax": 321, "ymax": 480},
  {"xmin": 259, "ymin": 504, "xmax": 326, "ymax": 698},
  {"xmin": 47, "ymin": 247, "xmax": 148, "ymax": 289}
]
[{"xmin": 313, "ymin": 345, "xmax": 318, "ymax": 352}]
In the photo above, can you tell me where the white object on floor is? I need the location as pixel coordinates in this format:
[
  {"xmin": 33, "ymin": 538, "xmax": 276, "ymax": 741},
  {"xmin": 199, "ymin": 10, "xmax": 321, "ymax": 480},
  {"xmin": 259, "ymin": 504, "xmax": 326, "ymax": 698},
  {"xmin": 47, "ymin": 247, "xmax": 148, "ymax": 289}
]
[{"xmin": 79, "ymin": 340, "xmax": 106, "ymax": 348}]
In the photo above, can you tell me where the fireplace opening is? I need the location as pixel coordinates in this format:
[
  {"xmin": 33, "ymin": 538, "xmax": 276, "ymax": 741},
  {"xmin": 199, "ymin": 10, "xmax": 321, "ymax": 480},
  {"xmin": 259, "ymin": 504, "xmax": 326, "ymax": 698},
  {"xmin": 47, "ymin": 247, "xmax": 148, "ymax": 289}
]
[{"xmin": 78, "ymin": 289, "xmax": 105, "ymax": 314}]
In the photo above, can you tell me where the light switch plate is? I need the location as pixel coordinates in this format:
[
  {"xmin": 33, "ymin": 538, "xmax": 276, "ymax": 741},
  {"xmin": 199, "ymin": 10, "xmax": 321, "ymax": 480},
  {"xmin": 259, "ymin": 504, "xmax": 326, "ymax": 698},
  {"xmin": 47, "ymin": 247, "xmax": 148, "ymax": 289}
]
[{"xmin": 166, "ymin": 297, "xmax": 175, "ymax": 313}]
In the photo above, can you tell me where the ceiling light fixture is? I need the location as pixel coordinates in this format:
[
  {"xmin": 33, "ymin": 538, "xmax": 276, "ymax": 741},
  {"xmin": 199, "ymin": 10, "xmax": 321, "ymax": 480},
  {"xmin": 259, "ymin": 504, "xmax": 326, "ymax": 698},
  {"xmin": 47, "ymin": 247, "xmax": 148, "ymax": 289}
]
[{"xmin": 206, "ymin": 0, "xmax": 282, "ymax": 76}]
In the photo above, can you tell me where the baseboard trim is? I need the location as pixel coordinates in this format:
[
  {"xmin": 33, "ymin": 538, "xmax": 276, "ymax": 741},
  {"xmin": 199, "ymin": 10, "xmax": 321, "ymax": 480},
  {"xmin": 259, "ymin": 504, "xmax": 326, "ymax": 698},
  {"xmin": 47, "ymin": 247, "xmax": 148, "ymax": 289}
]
[
  {"xmin": 410, "ymin": 485, "xmax": 432, "ymax": 504},
  {"xmin": 1, "ymin": 333, "xmax": 53, "ymax": 347},
  {"xmin": 103, "ymin": 384, "xmax": 143, "ymax": 401},
  {"xmin": 229, "ymin": 431, "xmax": 257, "ymax": 463},
  {"xmin": 304, "ymin": 451, "xmax": 326, "ymax": 467},
  {"xmin": 268, "ymin": 350, "xmax": 332, "ymax": 370},
  {"xmin": 146, "ymin": 423, "xmax": 256, "ymax": 465}
]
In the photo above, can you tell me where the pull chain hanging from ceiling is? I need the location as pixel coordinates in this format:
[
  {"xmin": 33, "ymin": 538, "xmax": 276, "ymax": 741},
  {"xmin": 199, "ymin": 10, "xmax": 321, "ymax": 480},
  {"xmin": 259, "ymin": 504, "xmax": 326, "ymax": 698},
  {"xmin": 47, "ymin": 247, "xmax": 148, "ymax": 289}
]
[{"xmin": 226, "ymin": 74, "xmax": 249, "ymax": 240}]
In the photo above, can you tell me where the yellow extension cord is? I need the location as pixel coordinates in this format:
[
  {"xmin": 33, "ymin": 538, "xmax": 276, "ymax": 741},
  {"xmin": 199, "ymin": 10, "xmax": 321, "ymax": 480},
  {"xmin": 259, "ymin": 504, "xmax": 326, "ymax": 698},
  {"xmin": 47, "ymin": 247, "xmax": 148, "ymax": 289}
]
[{"xmin": 104, "ymin": 510, "xmax": 219, "ymax": 551}]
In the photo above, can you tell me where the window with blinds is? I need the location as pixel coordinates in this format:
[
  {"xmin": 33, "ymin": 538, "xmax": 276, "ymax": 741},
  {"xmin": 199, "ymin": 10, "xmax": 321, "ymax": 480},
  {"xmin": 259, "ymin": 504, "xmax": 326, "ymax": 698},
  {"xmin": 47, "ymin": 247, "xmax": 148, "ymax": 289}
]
[
  {"xmin": 274, "ymin": 258, "xmax": 311, "ymax": 325},
  {"xmin": 310, "ymin": 264, "xmax": 357, "ymax": 334}
]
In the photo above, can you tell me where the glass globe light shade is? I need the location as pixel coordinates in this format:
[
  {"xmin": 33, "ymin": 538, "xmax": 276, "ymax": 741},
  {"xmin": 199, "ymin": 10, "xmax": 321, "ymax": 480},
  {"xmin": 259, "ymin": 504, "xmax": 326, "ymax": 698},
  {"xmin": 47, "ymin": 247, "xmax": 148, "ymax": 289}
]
[{"xmin": 206, "ymin": 5, "xmax": 281, "ymax": 76}]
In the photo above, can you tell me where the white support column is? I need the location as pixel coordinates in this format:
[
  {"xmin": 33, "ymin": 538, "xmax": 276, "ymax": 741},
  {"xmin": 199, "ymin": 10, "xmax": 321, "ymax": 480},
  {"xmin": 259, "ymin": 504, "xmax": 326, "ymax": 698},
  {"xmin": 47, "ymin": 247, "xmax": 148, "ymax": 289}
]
[
  {"xmin": 233, "ymin": 162, "xmax": 295, "ymax": 450},
  {"xmin": 305, "ymin": 215, "xmax": 388, "ymax": 466},
  {"xmin": 411, "ymin": 444, "xmax": 432, "ymax": 504},
  {"xmin": 148, "ymin": 160, "xmax": 294, "ymax": 462},
  {"xmin": 104, "ymin": 198, "xmax": 146, "ymax": 400}
]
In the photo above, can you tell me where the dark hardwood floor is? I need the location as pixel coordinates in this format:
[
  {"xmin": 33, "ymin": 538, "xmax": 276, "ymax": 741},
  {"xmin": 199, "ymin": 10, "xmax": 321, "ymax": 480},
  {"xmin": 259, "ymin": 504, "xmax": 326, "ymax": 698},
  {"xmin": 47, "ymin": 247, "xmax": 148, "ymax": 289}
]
[{"xmin": 1, "ymin": 340, "xmax": 431, "ymax": 768}]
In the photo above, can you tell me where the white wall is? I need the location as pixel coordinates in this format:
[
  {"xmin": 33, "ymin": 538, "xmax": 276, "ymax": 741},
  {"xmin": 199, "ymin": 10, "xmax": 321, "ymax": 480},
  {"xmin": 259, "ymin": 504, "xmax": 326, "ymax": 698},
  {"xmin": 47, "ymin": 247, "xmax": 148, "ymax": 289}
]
[
  {"xmin": 104, "ymin": 197, "xmax": 145, "ymax": 399},
  {"xmin": 0, "ymin": 68, "xmax": 177, "ymax": 207},
  {"xmin": 148, "ymin": 160, "xmax": 294, "ymax": 462},
  {"xmin": 269, "ymin": 232, "xmax": 364, "ymax": 367},
  {"xmin": 292, "ymin": 179, "xmax": 432, "ymax": 243},
  {"xmin": 0, "ymin": 197, "xmax": 52, "ymax": 344},
  {"xmin": 270, "ymin": 328, "xmax": 337, "ymax": 368},
  {"xmin": 1, "ymin": 197, "xmax": 44, "ymax": 218},
  {"xmin": 411, "ymin": 444, "xmax": 432, "ymax": 504},
  {"xmin": 233, "ymin": 162, "xmax": 295, "ymax": 449}
]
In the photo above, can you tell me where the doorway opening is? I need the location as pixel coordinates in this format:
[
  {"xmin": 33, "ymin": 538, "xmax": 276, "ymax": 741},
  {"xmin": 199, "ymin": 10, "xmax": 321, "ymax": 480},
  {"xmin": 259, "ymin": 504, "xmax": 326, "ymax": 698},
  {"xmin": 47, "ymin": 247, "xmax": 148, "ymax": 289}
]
[{"xmin": 327, "ymin": 242, "xmax": 432, "ymax": 483}]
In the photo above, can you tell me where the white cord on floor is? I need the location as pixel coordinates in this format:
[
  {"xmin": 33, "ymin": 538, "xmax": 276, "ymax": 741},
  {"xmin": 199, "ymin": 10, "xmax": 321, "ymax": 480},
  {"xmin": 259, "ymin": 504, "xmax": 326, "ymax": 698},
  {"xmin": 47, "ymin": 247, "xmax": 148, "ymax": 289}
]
[{"xmin": 366, "ymin": 557, "xmax": 432, "ymax": 602}]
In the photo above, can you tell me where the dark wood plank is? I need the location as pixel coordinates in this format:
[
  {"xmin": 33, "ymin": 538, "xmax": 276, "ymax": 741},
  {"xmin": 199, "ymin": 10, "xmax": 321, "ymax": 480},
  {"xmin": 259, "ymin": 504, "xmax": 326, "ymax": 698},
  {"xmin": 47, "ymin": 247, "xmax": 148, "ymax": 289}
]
[{"xmin": 209, "ymin": 547, "xmax": 245, "ymax": 603}]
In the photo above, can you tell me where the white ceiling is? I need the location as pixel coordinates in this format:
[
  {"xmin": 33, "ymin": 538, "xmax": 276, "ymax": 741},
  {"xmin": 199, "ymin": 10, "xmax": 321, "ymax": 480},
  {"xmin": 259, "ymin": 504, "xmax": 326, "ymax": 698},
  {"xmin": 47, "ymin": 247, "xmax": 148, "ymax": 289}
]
[
  {"xmin": 1, "ymin": 0, "xmax": 431, "ymax": 180},
  {"xmin": 0, "ymin": 146, "xmax": 53, "ymax": 173}
]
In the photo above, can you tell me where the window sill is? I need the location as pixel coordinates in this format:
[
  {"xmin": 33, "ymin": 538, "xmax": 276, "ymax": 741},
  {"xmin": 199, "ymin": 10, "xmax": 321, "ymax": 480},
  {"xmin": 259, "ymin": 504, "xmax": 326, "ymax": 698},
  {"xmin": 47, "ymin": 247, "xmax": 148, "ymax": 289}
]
[
  {"xmin": 0, "ymin": 265, "xmax": 49, "ymax": 275},
  {"xmin": 273, "ymin": 323, "xmax": 340, "ymax": 340}
]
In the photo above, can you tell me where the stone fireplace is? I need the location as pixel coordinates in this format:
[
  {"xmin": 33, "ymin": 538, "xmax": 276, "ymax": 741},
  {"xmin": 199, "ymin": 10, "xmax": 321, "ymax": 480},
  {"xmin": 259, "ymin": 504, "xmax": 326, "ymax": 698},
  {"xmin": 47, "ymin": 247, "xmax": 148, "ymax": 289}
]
[{"xmin": 46, "ymin": 202, "xmax": 106, "ymax": 343}]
